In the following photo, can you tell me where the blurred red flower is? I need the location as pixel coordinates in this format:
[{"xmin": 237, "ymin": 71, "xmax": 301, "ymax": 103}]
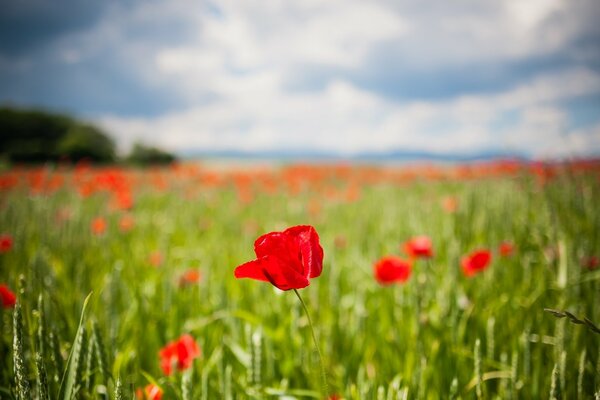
[
  {"xmin": 0, "ymin": 234, "xmax": 12, "ymax": 253},
  {"xmin": 499, "ymin": 241, "xmax": 515, "ymax": 257},
  {"xmin": 581, "ymin": 256, "xmax": 599, "ymax": 270},
  {"xmin": 136, "ymin": 384, "xmax": 163, "ymax": 400},
  {"xmin": 403, "ymin": 236, "xmax": 434, "ymax": 258},
  {"xmin": 374, "ymin": 256, "xmax": 412, "ymax": 285},
  {"xmin": 119, "ymin": 214, "xmax": 135, "ymax": 232},
  {"xmin": 0, "ymin": 284, "xmax": 17, "ymax": 308},
  {"xmin": 149, "ymin": 251, "xmax": 163, "ymax": 267},
  {"xmin": 179, "ymin": 269, "xmax": 201, "ymax": 287},
  {"xmin": 234, "ymin": 225, "xmax": 324, "ymax": 291},
  {"xmin": 461, "ymin": 249, "xmax": 492, "ymax": 277},
  {"xmin": 159, "ymin": 334, "xmax": 201, "ymax": 375},
  {"xmin": 112, "ymin": 190, "xmax": 134, "ymax": 211},
  {"xmin": 91, "ymin": 217, "xmax": 107, "ymax": 235},
  {"xmin": 441, "ymin": 196, "xmax": 458, "ymax": 213}
]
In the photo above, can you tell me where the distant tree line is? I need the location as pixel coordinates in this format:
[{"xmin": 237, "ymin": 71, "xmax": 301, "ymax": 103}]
[{"xmin": 0, "ymin": 107, "xmax": 176, "ymax": 165}]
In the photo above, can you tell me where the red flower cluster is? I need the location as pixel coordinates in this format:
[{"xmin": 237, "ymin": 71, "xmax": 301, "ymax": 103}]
[
  {"xmin": 372, "ymin": 235, "xmax": 434, "ymax": 285},
  {"xmin": 158, "ymin": 334, "xmax": 201, "ymax": 375},
  {"xmin": 0, "ymin": 284, "xmax": 17, "ymax": 308},
  {"xmin": 373, "ymin": 256, "xmax": 412, "ymax": 285},
  {"xmin": 461, "ymin": 250, "xmax": 492, "ymax": 277},
  {"xmin": 234, "ymin": 225, "xmax": 324, "ymax": 291}
]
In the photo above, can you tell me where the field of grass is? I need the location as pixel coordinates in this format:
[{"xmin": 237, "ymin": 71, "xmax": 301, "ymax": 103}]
[{"xmin": 0, "ymin": 161, "xmax": 599, "ymax": 399}]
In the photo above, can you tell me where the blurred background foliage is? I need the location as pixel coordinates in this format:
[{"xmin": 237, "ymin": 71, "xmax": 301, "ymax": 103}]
[{"xmin": 0, "ymin": 107, "xmax": 175, "ymax": 165}]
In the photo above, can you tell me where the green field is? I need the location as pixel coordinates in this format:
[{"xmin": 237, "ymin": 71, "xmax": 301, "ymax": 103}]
[{"xmin": 1, "ymin": 162, "xmax": 599, "ymax": 399}]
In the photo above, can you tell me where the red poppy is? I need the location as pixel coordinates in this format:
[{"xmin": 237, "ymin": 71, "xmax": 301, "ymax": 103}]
[
  {"xmin": 461, "ymin": 249, "xmax": 492, "ymax": 277},
  {"xmin": 581, "ymin": 256, "xmax": 599, "ymax": 270},
  {"xmin": 0, "ymin": 234, "xmax": 13, "ymax": 253},
  {"xmin": 0, "ymin": 284, "xmax": 17, "ymax": 308},
  {"xmin": 91, "ymin": 217, "xmax": 107, "ymax": 235},
  {"xmin": 149, "ymin": 251, "xmax": 163, "ymax": 267},
  {"xmin": 499, "ymin": 241, "xmax": 515, "ymax": 257},
  {"xmin": 234, "ymin": 225, "xmax": 324, "ymax": 291},
  {"xmin": 159, "ymin": 334, "xmax": 201, "ymax": 375},
  {"xmin": 119, "ymin": 214, "xmax": 135, "ymax": 232},
  {"xmin": 373, "ymin": 256, "xmax": 412, "ymax": 285},
  {"xmin": 179, "ymin": 269, "xmax": 201, "ymax": 286},
  {"xmin": 441, "ymin": 196, "xmax": 458, "ymax": 213},
  {"xmin": 112, "ymin": 190, "xmax": 134, "ymax": 211},
  {"xmin": 136, "ymin": 384, "xmax": 163, "ymax": 400},
  {"xmin": 403, "ymin": 236, "xmax": 433, "ymax": 258}
]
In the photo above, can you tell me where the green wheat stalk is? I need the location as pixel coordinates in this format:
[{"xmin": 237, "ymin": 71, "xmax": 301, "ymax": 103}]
[
  {"xmin": 549, "ymin": 363, "xmax": 559, "ymax": 400},
  {"xmin": 251, "ymin": 329, "xmax": 262, "ymax": 387},
  {"xmin": 35, "ymin": 352, "xmax": 50, "ymax": 400},
  {"xmin": 48, "ymin": 328, "xmax": 63, "ymax": 385},
  {"xmin": 84, "ymin": 325, "xmax": 96, "ymax": 391},
  {"xmin": 114, "ymin": 376, "xmax": 124, "ymax": 400},
  {"xmin": 577, "ymin": 350, "xmax": 585, "ymax": 400},
  {"xmin": 13, "ymin": 302, "xmax": 31, "ymax": 400},
  {"xmin": 91, "ymin": 320, "xmax": 109, "ymax": 380},
  {"xmin": 182, "ymin": 368, "xmax": 193, "ymax": 400},
  {"xmin": 474, "ymin": 339, "xmax": 483, "ymax": 400},
  {"xmin": 58, "ymin": 292, "xmax": 92, "ymax": 400},
  {"xmin": 544, "ymin": 308, "xmax": 600, "ymax": 335},
  {"xmin": 36, "ymin": 294, "xmax": 46, "ymax": 359}
]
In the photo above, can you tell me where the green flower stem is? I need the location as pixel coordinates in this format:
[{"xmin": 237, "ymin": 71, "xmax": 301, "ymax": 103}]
[{"xmin": 293, "ymin": 289, "xmax": 328, "ymax": 395}]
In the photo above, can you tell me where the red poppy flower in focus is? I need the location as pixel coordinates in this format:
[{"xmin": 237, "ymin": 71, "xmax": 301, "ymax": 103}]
[
  {"xmin": 403, "ymin": 236, "xmax": 433, "ymax": 258},
  {"xmin": 159, "ymin": 334, "xmax": 201, "ymax": 375},
  {"xmin": 0, "ymin": 284, "xmax": 17, "ymax": 308},
  {"xmin": 91, "ymin": 217, "xmax": 107, "ymax": 235},
  {"xmin": 499, "ymin": 241, "xmax": 515, "ymax": 257},
  {"xmin": 234, "ymin": 225, "xmax": 324, "ymax": 291},
  {"xmin": 136, "ymin": 384, "xmax": 163, "ymax": 400},
  {"xmin": 374, "ymin": 256, "xmax": 412, "ymax": 285},
  {"xmin": 0, "ymin": 234, "xmax": 13, "ymax": 253},
  {"xmin": 461, "ymin": 249, "xmax": 492, "ymax": 277}
]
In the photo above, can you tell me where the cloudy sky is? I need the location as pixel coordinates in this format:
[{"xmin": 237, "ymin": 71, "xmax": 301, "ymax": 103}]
[{"xmin": 1, "ymin": 0, "xmax": 599, "ymax": 158}]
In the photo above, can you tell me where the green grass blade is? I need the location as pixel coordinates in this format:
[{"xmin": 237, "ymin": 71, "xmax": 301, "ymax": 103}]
[{"xmin": 58, "ymin": 292, "xmax": 93, "ymax": 400}]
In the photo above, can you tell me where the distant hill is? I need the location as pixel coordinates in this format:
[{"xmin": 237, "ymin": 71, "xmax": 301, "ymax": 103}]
[{"xmin": 180, "ymin": 148, "xmax": 530, "ymax": 163}]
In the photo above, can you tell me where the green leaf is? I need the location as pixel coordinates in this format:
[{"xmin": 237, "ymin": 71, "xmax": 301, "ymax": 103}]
[{"xmin": 58, "ymin": 292, "xmax": 93, "ymax": 400}]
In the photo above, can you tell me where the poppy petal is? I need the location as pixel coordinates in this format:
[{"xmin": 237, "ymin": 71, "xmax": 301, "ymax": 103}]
[
  {"xmin": 254, "ymin": 232, "xmax": 299, "ymax": 272},
  {"xmin": 285, "ymin": 225, "xmax": 324, "ymax": 279},
  {"xmin": 261, "ymin": 258, "xmax": 310, "ymax": 291},
  {"xmin": 234, "ymin": 258, "xmax": 272, "ymax": 282}
]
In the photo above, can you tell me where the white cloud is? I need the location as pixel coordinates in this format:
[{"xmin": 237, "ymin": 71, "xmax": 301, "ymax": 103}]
[
  {"xmin": 99, "ymin": 67, "xmax": 600, "ymax": 157},
  {"xmin": 30, "ymin": 0, "xmax": 598, "ymax": 158}
]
